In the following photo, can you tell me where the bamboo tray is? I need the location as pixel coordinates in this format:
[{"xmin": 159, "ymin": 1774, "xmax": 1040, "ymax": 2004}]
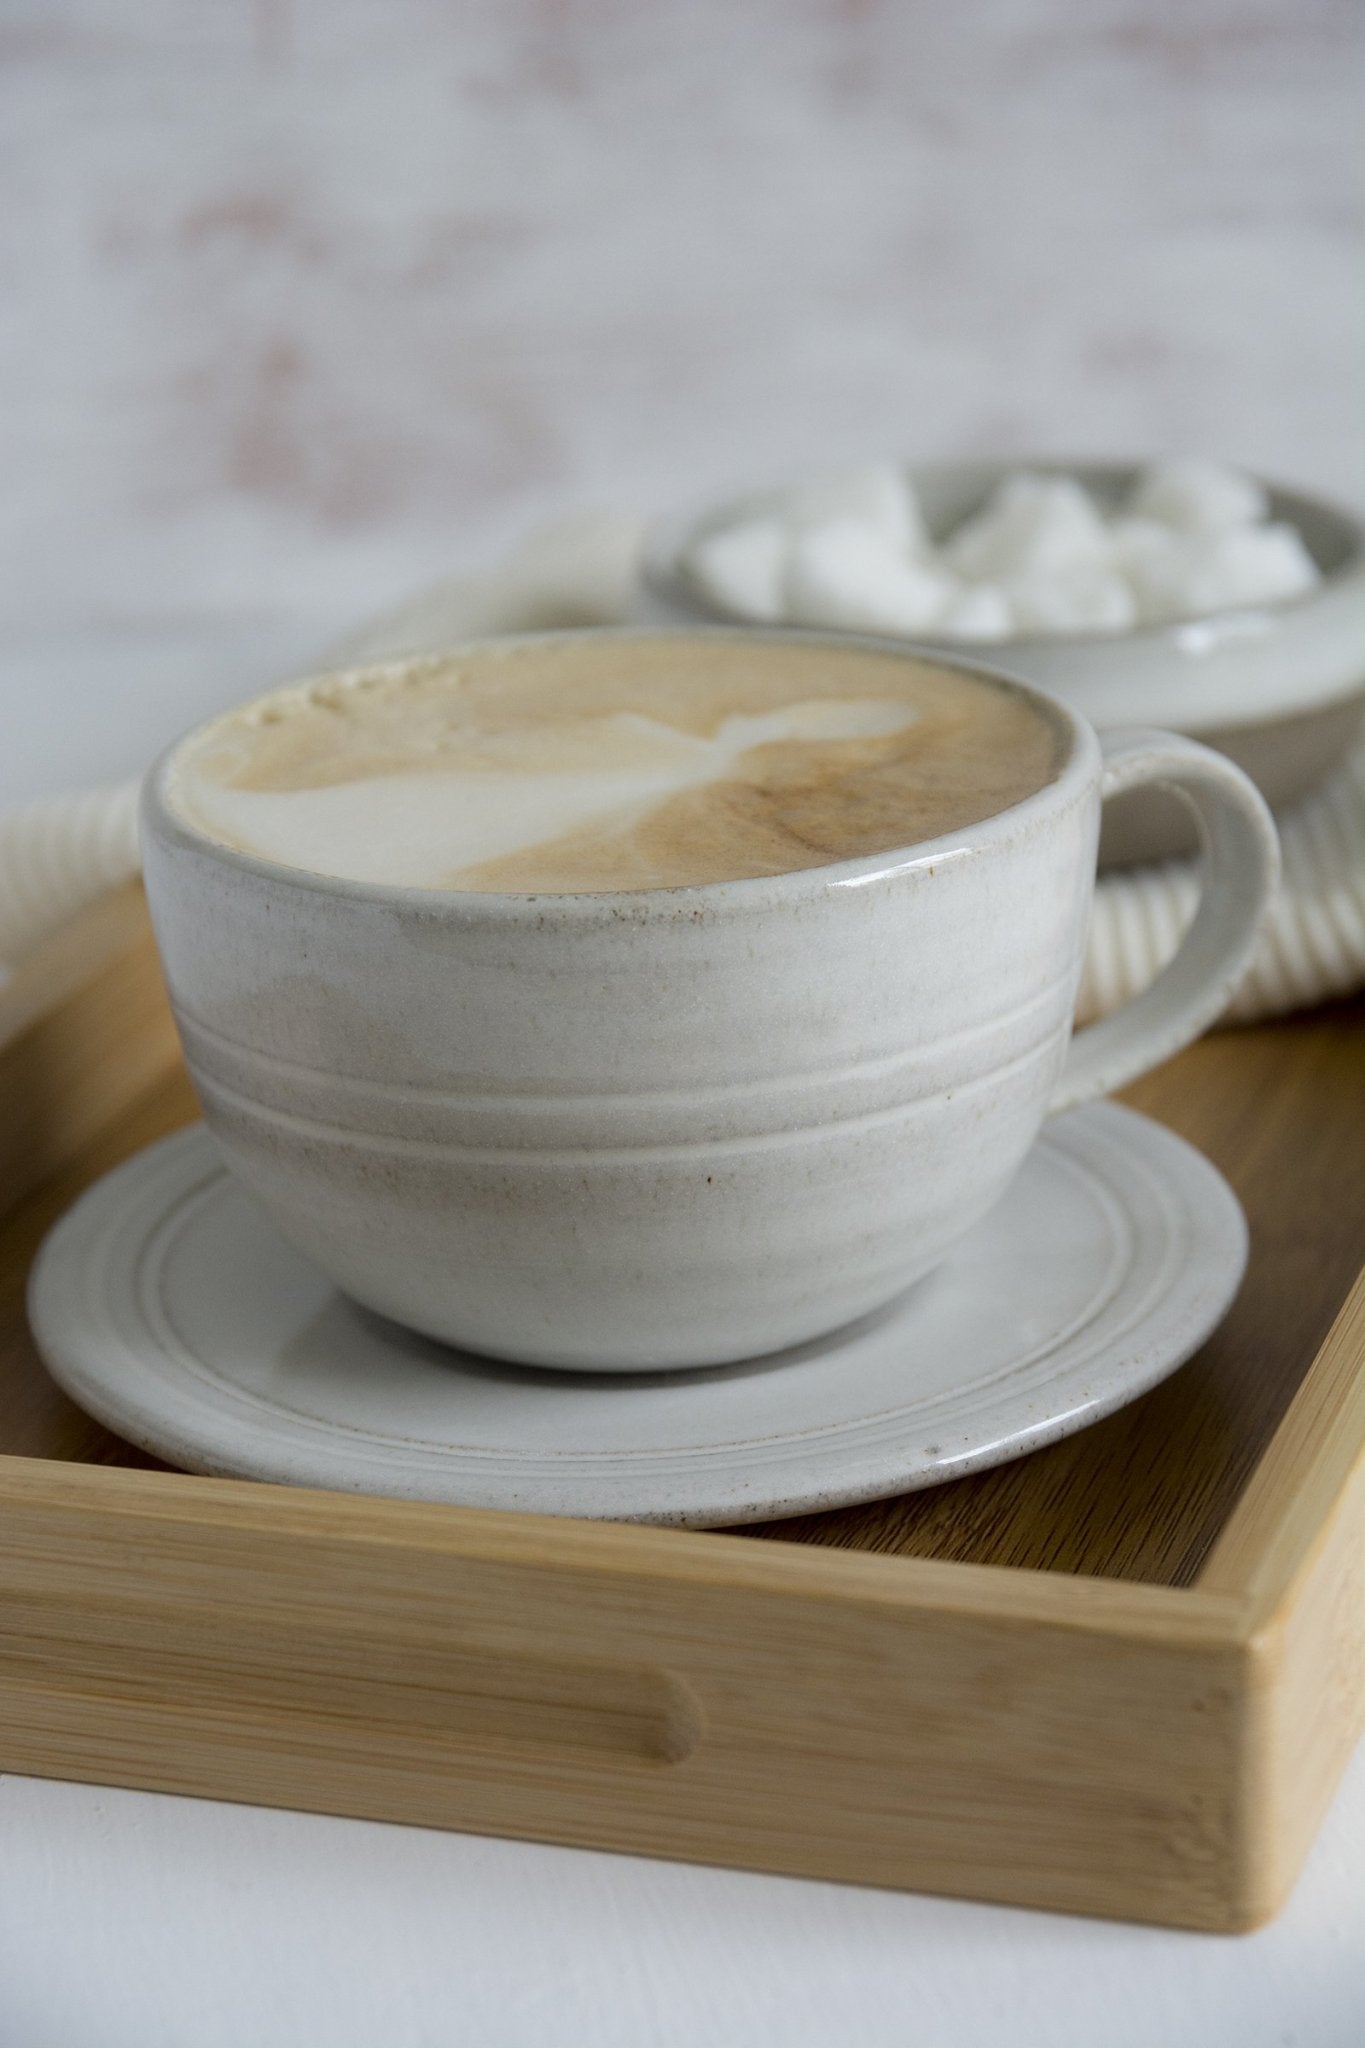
[{"xmin": 1, "ymin": 883, "xmax": 1362, "ymax": 1932}]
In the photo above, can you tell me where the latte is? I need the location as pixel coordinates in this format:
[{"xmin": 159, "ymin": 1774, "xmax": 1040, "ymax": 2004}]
[{"xmin": 166, "ymin": 635, "xmax": 1066, "ymax": 893}]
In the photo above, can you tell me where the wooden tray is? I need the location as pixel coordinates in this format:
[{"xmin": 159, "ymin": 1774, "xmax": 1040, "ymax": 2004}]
[{"xmin": 1, "ymin": 883, "xmax": 1362, "ymax": 1931}]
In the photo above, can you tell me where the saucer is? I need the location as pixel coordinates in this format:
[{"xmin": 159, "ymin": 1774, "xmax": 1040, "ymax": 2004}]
[{"xmin": 28, "ymin": 1104, "xmax": 1246, "ymax": 1528}]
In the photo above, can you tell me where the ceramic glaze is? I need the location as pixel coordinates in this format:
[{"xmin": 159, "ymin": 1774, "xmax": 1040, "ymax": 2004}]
[
  {"xmin": 140, "ymin": 630, "xmax": 1278, "ymax": 1371},
  {"xmin": 28, "ymin": 1108, "xmax": 1248, "ymax": 1524}
]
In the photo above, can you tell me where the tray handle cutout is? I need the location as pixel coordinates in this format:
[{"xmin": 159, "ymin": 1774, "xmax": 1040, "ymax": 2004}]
[{"xmin": 0, "ymin": 1610, "xmax": 704, "ymax": 1772}]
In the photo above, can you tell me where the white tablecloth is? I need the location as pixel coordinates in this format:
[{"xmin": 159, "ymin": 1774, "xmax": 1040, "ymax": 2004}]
[{"xmin": 2, "ymin": 1753, "xmax": 1362, "ymax": 2048}]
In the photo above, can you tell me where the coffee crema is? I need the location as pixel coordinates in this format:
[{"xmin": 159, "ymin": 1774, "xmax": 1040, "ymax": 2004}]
[{"xmin": 167, "ymin": 637, "xmax": 1066, "ymax": 893}]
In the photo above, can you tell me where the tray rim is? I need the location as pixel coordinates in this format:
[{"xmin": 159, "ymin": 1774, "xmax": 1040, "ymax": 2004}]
[
  {"xmin": 3, "ymin": 1262, "xmax": 1362, "ymax": 1632},
  {"xmin": 1, "ymin": 880, "xmax": 1362, "ymax": 1931},
  {"xmin": 0, "ymin": 880, "xmax": 1353, "ymax": 1624}
]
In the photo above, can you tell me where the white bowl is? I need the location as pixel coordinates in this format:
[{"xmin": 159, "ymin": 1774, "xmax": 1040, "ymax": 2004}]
[{"xmin": 640, "ymin": 459, "xmax": 1365, "ymax": 864}]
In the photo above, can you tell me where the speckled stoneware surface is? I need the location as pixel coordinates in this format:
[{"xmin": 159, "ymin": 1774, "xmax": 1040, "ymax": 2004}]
[
  {"xmin": 139, "ymin": 630, "xmax": 1274, "ymax": 1373},
  {"xmin": 27, "ymin": 1105, "xmax": 1247, "ymax": 1526}
]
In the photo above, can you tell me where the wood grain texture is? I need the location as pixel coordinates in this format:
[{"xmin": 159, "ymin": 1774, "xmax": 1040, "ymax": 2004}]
[
  {"xmin": 0, "ymin": 885, "xmax": 1362, "ymax": 1928},
  {"xmin": 0, "ymin": 1455, "xmax": 1258, "ymax": 1929},
  {"xmin": 2, "ymin": 891, "xmax": 1363, "ymax": 1587},
  {"xmin": 1200, "ymin": 1273, "xmax": 1365, "ymax": 1924},
  {"xmin": 0, "ymin": 891, "xmax": 195, "ymax": 1468},
  {"xmin": 0, "ymin": 880, "xmax": 183, "ymax": 1220},
  {"xmin": 762, "ymin": 996, "xmax": 1365, "ymax": 1582}
]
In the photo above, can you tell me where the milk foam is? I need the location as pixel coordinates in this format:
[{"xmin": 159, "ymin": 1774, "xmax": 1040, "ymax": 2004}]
[
  {"xmin": 175, "ymin": 698, "xmax": 921, "ymax": 889},
  {"xmin": 167, "ymin": 638, "xmax": 1065, "ymax": 893}
]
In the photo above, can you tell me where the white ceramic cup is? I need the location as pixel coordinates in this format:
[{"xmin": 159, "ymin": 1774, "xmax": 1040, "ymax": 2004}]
[{"xmin": 141, "ymin": 630, "xmax": 1279, "ymax": 1372}]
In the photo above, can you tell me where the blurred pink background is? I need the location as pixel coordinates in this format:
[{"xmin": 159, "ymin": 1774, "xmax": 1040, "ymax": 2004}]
[{"xmin": 2, "ymin": 0, "xmax": 1362, "ymax": 798}]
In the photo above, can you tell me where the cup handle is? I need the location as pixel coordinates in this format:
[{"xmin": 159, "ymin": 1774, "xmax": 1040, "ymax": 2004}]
[{"xmin": 1048, "ymin": 728, "xmax": 1280, "ymax": 1114}]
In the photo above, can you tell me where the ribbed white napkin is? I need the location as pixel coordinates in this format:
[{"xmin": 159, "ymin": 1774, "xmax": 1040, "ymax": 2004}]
[{"xmin": 3, "ymin": 510, "xmax": 1363, "ymax": 1025}]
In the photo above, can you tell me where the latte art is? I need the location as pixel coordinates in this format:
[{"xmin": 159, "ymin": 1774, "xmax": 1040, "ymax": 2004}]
[{"xmin": 167, "ymin": 637, "xmax": 1065, "ymax": 893}]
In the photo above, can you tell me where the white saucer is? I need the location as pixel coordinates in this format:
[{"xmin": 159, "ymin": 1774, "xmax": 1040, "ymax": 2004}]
[{"xmin": 28, "ymin": 1105, "xmax": 1246, "ymax": 1528}]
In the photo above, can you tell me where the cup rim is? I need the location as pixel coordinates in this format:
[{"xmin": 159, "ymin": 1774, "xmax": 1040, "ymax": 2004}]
[
  {"xmin": 640, "ymin": 457, "xmax": 1365, "ymax": 654},
  {"xmin": 143, "ymin": 625, "xmax": 1098, "ymax": 920}
]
